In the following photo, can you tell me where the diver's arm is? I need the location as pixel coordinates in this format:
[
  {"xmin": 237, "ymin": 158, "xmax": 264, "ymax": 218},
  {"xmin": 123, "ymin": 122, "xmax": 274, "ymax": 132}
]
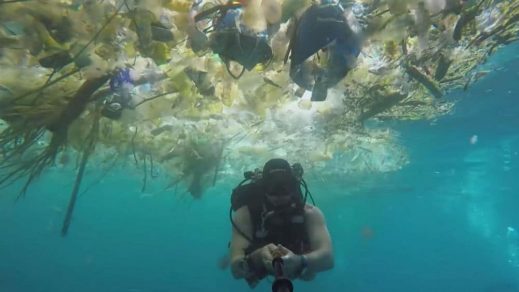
[
  {"xmin": 229, "ymin": 206, "xmax": 254, "ymax": 279},
  {"xmin": 300, "ymin": 205, "xmax": 334, "ymax": 279}
]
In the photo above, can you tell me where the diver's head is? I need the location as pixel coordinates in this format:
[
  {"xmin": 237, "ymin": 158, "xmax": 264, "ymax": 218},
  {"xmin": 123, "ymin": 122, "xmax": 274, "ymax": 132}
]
[{"xmin": 262, "ymin": 158, "xmax": 299, "ymax": 207}]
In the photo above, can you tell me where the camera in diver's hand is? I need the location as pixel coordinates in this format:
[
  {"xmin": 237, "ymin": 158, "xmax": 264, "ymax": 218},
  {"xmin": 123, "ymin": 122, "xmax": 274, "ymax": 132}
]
[{"xmin": 272, "ymin": 257, "xmax": 294, "ymax": 292}]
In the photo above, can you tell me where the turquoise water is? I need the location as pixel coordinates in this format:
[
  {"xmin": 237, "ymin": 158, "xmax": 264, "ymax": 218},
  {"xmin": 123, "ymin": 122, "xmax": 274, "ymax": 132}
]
[{"xmin": 1, "ymin": 47, "xmax": 519, "ymax": 292}]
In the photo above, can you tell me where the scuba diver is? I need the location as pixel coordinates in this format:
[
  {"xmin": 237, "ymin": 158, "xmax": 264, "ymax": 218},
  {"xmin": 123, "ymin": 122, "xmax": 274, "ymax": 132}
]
[
  {"xmin": 229, "ymin": 158, "xmax": 334, "ymax": 288},
  {"xmin": 286, "ymin": 0, "xmax": 362, "ymax": 101},
  {"xmin": 101, "ymin": 67, "xmax": 134, "ymax": 120},
  {"xmin": 190, "ymin": 0, "xmax": 276, "ymax": 79}
]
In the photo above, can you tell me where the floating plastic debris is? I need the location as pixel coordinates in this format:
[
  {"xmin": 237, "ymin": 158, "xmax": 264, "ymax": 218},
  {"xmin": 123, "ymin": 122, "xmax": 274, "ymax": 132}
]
[
  {"xmin": 0, "ymin": 0, "xmax": 517, "ymax": 234},
  {"xmin": 470, "ymin": 135, "xmax": 479, "ymax": 145}
]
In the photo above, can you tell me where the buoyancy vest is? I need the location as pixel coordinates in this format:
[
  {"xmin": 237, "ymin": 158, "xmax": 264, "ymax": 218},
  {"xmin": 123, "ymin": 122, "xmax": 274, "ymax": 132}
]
[{"xmin": 230, "ymin": 181, "xmax": 311, "ymax": 255}]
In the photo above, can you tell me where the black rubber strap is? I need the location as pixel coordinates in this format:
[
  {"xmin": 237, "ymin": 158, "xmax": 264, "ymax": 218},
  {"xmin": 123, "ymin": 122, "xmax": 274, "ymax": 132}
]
[
  {"xmin": 194, "ymin": 3, "xmax": 242, "ymax": 22},
  {"xmin": 226, "ymin": 60, "xmax": 246, "ymax": 79}
]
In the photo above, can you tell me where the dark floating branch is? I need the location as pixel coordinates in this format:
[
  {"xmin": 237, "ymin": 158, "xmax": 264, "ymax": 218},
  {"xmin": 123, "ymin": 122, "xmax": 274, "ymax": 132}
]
[
  {"xmin": 133, "ymin": 90, "xmax": 178, "ymax": 108},
  {"xmin": 61, "ymin": 110, "xmax": 101, "ymax": 237},
  {"xmin": 149, "ymin": 153, "xmax": 159, "ymax": 178},
  {"xmin": 9, "ymin": 68, "xmax": 80, "ymax": 104},
  {"xmin": 141, "ymin": 153, "xmax": 148, "ymax": 193},
  {"xmin": 0, "ymin": 0, "xmax": 31, "ymax": 4},
  {"xmin": 131, "ymin": 127, "xmax": 139, "ymax": 166},
  {"xmin": 405, "ymin": 64, "xmax": 443, "ymax": 99}
]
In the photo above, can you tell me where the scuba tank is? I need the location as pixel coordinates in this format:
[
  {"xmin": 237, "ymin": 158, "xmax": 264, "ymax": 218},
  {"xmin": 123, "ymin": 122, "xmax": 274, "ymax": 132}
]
[
  {"xmin": 228, "ymin": 160, "xmax": 314, "ymax": 288},
  {"xmin": 287, "ymin": 1, "xmax": 361, "ymax": 101},
  {"xmin": 193, "ymin": 1, "xmax": 276, "ymax": 79},
  {"xmin": 102, "ymin": 68, "xmax": 134, "ymax": 120}
]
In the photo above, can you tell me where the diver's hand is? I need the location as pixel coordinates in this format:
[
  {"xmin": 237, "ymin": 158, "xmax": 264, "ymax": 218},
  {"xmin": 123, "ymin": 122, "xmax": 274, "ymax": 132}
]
[
  {"xmin": 249, "ymin": 243, "xmax": 278, "ymax": 273},
  {"xmin": 276, "ymin": 244, "xmax": 304, "ymax": 279}
]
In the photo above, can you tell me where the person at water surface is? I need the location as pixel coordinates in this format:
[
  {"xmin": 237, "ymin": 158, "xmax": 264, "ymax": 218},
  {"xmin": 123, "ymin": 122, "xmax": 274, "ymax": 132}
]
[{"xmin": 229, "ymin": 158, "xmax": 334, "ymax": 287}]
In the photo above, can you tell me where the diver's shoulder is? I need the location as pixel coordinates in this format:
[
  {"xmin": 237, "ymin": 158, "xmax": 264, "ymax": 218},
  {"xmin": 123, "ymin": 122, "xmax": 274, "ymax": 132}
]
[{"xmin": 303, "ymin": 204, "xmax": 324, "ymax": 217}]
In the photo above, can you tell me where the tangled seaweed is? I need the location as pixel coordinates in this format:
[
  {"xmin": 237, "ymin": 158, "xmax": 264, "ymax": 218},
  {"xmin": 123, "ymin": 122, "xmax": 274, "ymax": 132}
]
[{"xmin": 0, "ymin": 74, "xmax": 109, "ymax": 195}]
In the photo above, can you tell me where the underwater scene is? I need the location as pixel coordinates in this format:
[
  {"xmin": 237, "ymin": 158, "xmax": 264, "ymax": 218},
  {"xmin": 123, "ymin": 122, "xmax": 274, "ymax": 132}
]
[{"xmin": 1, "ymin": 0, "xmax": 518, "ymax": 291}]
